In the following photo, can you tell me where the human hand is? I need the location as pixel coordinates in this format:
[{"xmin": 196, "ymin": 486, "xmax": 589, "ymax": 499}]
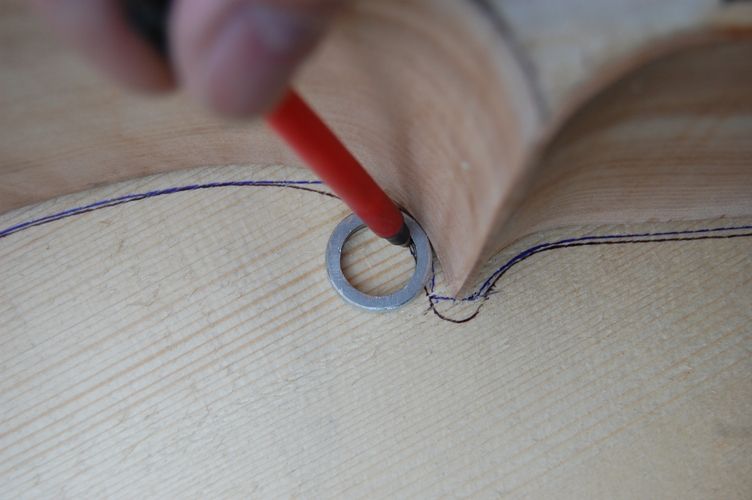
[{"xmin": 31, "ymin": 0, "xmax": 341, "ymax": 117}]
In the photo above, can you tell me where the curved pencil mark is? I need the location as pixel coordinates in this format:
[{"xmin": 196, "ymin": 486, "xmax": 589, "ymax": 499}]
[
  {"xmin": 0, "ymin": 180, "xmax": 335, "ymax": 240},
  {"xmin": 1, "ymin": 179, "xmax": 750, "ymax": 324},
  {"xmin": 469, "ymin": 0, "xmax": 549, "ymax": 118},
  {"xmin": 425, "ymin": 293, "xmax": 485, "ymax": 324},
  {"xmin": 428, "ymin": 231, "xmax": 752, "ymax": 322}
]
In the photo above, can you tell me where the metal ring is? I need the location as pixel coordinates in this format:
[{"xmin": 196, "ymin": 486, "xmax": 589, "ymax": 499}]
[{"xmin": 326, "ymin": 213, "xmax": 432, "ymax": 311}]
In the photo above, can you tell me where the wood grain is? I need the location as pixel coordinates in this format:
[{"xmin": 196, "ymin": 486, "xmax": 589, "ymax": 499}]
[
  {"xmin": 0, "ymin": 165, "xmax": 750, "ymax": 498},
  {"xmin": 3, "ymin": 0, "xmax": 751, "ymax": 293},
  {"xmin": 1, "ymin": 2, "xmax": 751, "ymax": 494},
  {"xmin": 488, "ymin": 40, "xmax": 752, "ymax": 259}
]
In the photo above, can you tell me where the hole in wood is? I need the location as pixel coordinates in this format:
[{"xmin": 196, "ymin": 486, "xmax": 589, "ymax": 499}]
[{"xmin": 341, "ymin": 227, "xmax": 416, "ymax": 296}]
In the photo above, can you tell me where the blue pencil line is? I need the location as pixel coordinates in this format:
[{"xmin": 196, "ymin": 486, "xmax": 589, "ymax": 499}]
[
  {"xmin": 1, "ymin": 179, "xmax": 750, "ymax": 307},
  {"xmin": 431, "ymin": 223, "xmax": 752, "ymax": 303},
  {"xmin": 0, "ymin": 180, "xmax": 325, "ymax": 239}
]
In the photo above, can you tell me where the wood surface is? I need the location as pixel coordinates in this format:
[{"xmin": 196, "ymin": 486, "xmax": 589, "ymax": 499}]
[
  {"xmin": 1, "ymin": 165, "xmax": 750, "ymax": 497},
  {"xmin": 1, "ymin": 2, "xmax": 752, "ymax": 496},
  {"xmin": 2, "ymin": 0, "xmax": 752, "ymax": 293}
]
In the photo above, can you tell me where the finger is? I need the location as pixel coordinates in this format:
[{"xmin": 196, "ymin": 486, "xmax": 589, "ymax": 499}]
[
  {"xmin": 31, "ymin": 0, "xmax": 174, "ymax": 92},
  {"xmin": 172, "ymin": 0, "xmax": 341, "ymax": 117}
]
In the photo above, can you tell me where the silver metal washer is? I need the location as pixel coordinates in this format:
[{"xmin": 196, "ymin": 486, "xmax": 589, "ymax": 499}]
[{"xmin": 326, "ymin": 213, "xmax": 432, "ymax": 311}]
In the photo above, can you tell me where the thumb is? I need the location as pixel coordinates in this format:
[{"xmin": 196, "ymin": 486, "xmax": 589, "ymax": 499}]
[{"xmin": 172, "ymin": 0, "xmax": 340, "ymax": 118}]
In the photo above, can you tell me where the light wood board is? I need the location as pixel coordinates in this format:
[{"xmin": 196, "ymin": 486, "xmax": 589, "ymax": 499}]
[
  {"xmin": 4, "ymin": 1, "xmax": 752, "ymax": 293},
  {"xmin": 1, "ymin": 165, "xmax": 750, "ymax": 498}
]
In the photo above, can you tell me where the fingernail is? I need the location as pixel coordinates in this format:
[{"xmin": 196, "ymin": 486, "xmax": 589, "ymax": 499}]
[{"xmin": 200, "ymin": 3, "xmax": 323, "ymax": 116}]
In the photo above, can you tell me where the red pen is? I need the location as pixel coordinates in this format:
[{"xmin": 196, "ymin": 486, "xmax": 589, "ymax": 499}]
[
  {"xmin": 266, "ymin": 90, "xmax": 410, "ymax": 246},
  {"xmin": 123, "ymin": 0, "xmax": 410, "ymax": 246}
]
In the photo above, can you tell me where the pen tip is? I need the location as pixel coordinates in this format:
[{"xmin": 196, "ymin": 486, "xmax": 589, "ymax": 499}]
[{"xmin": 386, "ymin": 223, "xmax": 412, "ymax": 247}]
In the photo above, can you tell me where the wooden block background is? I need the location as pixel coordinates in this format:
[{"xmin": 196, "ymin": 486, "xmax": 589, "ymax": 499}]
[{"xmin": 1, "ymin": 165, "xmax": 750, "ymax": 498}]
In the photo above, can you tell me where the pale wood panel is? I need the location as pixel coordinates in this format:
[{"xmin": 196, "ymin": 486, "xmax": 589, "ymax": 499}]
[
  {"xmin": 488, "ymin": 41, "xmax": 752, "ymax": 259},
  {"xmin": 4, "ymin": 1, "xmax": 751, "ymax": 293},
  {"xmin": 1, "ymin": 165, "xmax": 750, "ymax": 498},
  {"xmin": 493, "ymin": 0, "xmax": 737, "ymax": 110},
  {"xmin": 0, "ymin": 0, "xmax": 540, "ymax": 292}
]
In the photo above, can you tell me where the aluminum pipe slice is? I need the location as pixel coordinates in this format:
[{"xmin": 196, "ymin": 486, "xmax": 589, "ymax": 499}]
[{"xmin": 326, "ymin": 213, "xmax": 432, "ymax": 311}]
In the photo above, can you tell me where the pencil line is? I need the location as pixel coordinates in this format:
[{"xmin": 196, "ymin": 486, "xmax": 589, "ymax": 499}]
[
  {"xmin": 1, "ymin": 179, "xmax": 750, "ymax": 323},
  {"xmin": 426, "ymin": 231, "xmax": 752, "ymax": 323},
  {"xmin": 0, "ymin": 180, "xmax": 334, "ymax": 240}
]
